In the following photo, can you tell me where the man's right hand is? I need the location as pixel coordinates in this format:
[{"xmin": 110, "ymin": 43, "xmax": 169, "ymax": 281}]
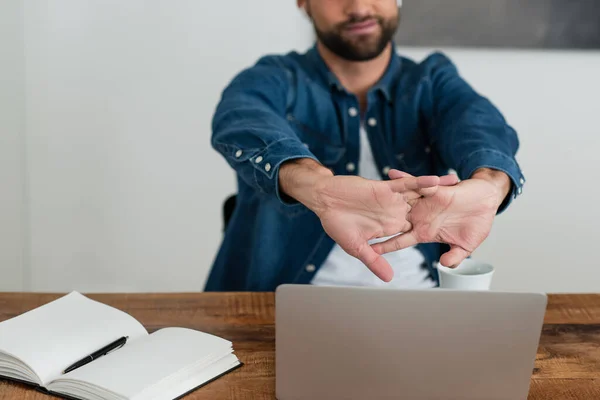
[{"xmin": 279, "ymin": 158, "xmax": 457, "ymax": 282}]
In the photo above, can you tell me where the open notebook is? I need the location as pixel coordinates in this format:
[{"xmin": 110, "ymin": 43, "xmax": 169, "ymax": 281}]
[{"xmin": 0, "ymin": 292, "xmax": 241, "ymax": 400}]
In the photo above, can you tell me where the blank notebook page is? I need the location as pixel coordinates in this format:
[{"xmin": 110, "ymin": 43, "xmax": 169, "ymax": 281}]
[
  {"xmin": 0, "ymin": 292, "xmax": 148, "ymax": 384},
  {"xmin": 55, "ymin": 327, "xmax": 235, "ymax": 399}
]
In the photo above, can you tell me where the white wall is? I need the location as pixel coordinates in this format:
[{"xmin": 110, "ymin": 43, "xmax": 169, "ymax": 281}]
[
  {"xmin": 4, "ymin": 1, "xmax": 599, "ymax": 293},
  {"xmin": 0, "ymin": 0, "xmax": 26, "ymax": 291},
  {"xmin": 397, "ymin": 47, "xmax": 600, "ymax": 293},
  {"xmin": 23, "ymin": 0, "xmax": 313, "ymax": 292}
]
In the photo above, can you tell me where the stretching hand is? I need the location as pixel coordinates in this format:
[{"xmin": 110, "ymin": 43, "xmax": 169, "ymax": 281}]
[
  {"xmin": 279, "ymin": 159, "xmax": 458, "ymax": 281},
  {"xmin": 312, "ymin": 174, "xmax": 457, "ymax": 281},
  {"xmin": 371, "ymin": 169, "xmax": 511, "ymax": 268}
]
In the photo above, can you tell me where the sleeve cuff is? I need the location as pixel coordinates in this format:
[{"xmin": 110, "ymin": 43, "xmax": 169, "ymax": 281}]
[
  {"xmin": 242, "ymin": 137, "xmax": 320, "ymax": 208},
  {"xmin": 459, "ymin": 149, "xmax": 526, "ymax": 214}
]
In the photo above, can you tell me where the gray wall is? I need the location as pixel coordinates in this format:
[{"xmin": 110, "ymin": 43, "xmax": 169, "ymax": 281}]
[
  {"xmin": 0, "ymin": 0, "xmax": 26, "ymax": 290},
  {"xmin": 2, "ymin": 1, "xmax": 600, "ymax": 293},
  {"xmin": 395, "ymin": 0, "xmax": 600, "ymax": 49}
]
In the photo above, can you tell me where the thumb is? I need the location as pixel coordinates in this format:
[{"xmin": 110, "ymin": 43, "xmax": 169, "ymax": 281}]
[
  {"xmin": 355, "ymin": 243, "xmax": 395, "ymax": 282},
  {"xmin": 440, "ymin": 246, "xmax": 471, "ymax": 268}
]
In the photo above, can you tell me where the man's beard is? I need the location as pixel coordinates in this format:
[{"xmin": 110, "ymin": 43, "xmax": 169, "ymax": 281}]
[{"xmin": 313, "ymin": 15, "xmax": 399, "ymax": 62}]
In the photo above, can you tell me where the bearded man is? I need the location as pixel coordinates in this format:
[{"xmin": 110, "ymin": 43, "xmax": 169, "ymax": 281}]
[{"xmin": 205, "ymin": 0, "xmax": 525, "ymax": 291}]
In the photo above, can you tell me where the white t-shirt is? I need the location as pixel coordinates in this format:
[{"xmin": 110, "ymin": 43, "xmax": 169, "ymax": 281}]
[{"xmin": 311, "ymin": 123, "xmax": 435, "ymax": 289}]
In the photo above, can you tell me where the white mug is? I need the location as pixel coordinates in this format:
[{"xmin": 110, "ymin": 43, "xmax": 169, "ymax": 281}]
[{"xmin": 437, "ymin": 259, "xmax": 494, "ymax": 291}]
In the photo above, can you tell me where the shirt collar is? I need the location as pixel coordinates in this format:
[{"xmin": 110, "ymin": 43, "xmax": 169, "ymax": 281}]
[{"xmin": 306, "ymin": 43, "xmax": 400, "ymax": 103}]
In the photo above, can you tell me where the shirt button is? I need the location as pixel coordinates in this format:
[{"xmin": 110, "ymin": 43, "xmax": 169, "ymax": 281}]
[
  {"xmin": 346, "ymin": 162, "xmax": 356, "ymax": 172},
  {"xmin": 235, "ymin": 150, "xmax": 243, "ymax": 158},
  {"xmin": 517, "ymin": 187, "xmax": 523, "ymax": 195},
  {"xmin": 255, "ymin": 156, "xmax": 263, "ymax": 164},
  {"xmin": 367, "ymin": 118, "xmax": 377, "ymax": 127},
  {"xmin": 348, "ymin": 107, "xmax": 358, "ymax": 117},
  {"xmin": 520, "ymin": 177, "xmax": 525, "ymax": 185},
  {"xmin": 265, "ymin": 163, "xmax": 272, "ymax": 172},
  {"xmin": 382, "ymin": 166, "xmax": 391, "ymax": 175},
  {"xmin": 425, "ymin": 146, "xmax": 431, "ymax": 154},
  {"xmin": 305, "ymin": 264, "xmax": 316, "ymax": 273}
]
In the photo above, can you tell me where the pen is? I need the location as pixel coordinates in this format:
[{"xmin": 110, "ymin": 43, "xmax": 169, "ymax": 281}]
[{"xmin": 63, "ymin": 336, "xmax": 128, "ymax": 374}]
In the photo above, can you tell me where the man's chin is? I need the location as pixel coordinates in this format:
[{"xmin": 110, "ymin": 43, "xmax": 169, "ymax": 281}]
[
  {"xmin": 316, "ymin": 28, "xmax": 390, "ymax": 62},
  {"xmin": 342, "ymin": 34, "xmax": 387, "ymax": 53},
  {"xmin": 342, "ymin": 31, "xmax": 381, "ymax": 46},
  {"xmin": 343, "ymin": 44, "xmax": 387, "ymax": 61}
]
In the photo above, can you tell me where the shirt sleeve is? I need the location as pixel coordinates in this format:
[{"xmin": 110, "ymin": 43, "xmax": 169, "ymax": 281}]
[
  {"xmin": 421, "ymin": 52, "xmax": 526, "ymax": 213},
  {"xmin": 211, "ymin": 57, "xmax": 319, "ymax": 207}
]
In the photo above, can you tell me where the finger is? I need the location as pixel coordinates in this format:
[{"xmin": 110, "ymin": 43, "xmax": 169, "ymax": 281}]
[
  {"xmin": 440, "ymin": 246, "xmax": 471, "ymax": 268},
  {"xmin": 388, "ymin": 170, "xmax": 439, "ymax": 198},
  {"xmin": 371, "ymin": 231, "xmax": 419, "ymax": 255},
  {"xmin": 388, "ymin": 175, "xmax": 439, "ymax": 193},
  {"xmin": 388, "ymin": 169, "xmax": 413, "ymax": 180},
  {"xmin": 415, "ymin": 185, "xmax": 438, "ymax": 198},
  {"xmin": 404, "ymin": 188, "xmax": 440, "ymax": 202},
  {"xmin": 356, "ymin": 243, "xmax": 394, "ymax": 282},
  {"xmin": 439, "ymin": 174, "xmax": 459, "ymax": 186},
  {"xmin": 403, "ymin": 190, "xmax": 425, "ymax": 202},
  {"xmin": 390, "ymin": 169, "xmax": 458, "ymax": 187}
]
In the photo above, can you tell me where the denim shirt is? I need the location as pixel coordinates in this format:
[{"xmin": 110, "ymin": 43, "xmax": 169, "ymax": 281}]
[{"xmin": 205, "ymin": 45, "xmax": 525, "ymax": 292}]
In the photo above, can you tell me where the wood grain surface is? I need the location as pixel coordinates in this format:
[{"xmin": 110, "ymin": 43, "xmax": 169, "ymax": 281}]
[{"xmin": 0, "ymin": 293, "xmax": 598, "ymax": 399}]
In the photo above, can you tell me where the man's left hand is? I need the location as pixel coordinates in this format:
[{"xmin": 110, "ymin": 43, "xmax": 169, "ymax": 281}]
[{"xmin": 371, "ymin": 168, "xmax": 511, "ymax": 267}]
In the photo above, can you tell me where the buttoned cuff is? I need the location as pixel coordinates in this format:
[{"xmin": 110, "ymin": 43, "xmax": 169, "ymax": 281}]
[
  {"xmin": 225, "ymin": 137, "xmax": 319, "ymax": 208},
  {"xmin": 459, "ymin": 149, "xmax": 526, "ymax": 214}
]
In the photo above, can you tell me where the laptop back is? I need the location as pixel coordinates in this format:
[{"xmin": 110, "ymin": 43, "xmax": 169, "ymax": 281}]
[{"xmin": 276, "ymin": 285, "xmax": 547, "ymax": 400}]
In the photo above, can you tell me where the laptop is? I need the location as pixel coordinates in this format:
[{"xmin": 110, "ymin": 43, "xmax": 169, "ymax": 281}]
[{"xmin": 275, "ymin": 284, "xmax": 547, "ymax": 400}]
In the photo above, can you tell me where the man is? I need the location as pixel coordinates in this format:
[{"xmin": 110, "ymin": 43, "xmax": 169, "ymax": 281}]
[{"xmin": 205, "ymin": 0, "xmax": 525, "ymax": 291}]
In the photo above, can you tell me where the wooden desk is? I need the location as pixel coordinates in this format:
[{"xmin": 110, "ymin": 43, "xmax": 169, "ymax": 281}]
[{"xmin": 1, "ymin": 293, "xmax": 599, "ymax": 399}]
